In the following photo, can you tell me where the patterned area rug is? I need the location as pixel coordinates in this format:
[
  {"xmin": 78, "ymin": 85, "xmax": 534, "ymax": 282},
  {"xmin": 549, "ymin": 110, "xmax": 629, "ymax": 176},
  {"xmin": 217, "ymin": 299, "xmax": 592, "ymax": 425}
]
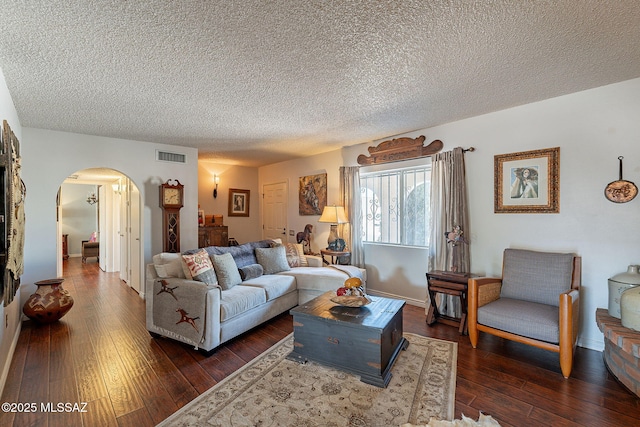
[{"xmin": 159, "ymin": 333, "xmax": 457, "ymax": 427}]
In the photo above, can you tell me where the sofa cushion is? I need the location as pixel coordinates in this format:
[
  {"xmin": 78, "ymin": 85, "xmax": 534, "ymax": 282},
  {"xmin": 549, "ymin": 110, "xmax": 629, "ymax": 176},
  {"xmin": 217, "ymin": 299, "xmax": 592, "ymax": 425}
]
[
  {"xmin": 278, "ymin": 267, "xmax": 350, "ymax": 292},
  {"xmin": 238, "ymin": 263, "xmax": 263, "ymax": 281},
  {"xmin": 181, "ymin": 249, "xmax": 218, "ymax": 285},
  {"xmin": 212, "ymin": 253, "xmax": 242, "ymax": 290},
  {"xmin": 198, "ymin": 240, "xmax": 273, "ymax": 268},
  {"xmin": 152, "ymin": 253, "xmax": 185, "ymax": 278},
  {"xmin": 220, "ymin": 285, "xmax": 267, "ymax": 322},
  {"xmin": 478, "ymin": 297, "xmax": 559, "ymax": 343},
  {"xmin": 501, "ymin": 249, "xmax": 574, "ymax": 306},
  {"xmin": 241, "ymin": 274, "xmax": 296, "ymax": 301},
  {"xmin": 255, "ymin": 246, "xmax": 291, "ymax": 274}
]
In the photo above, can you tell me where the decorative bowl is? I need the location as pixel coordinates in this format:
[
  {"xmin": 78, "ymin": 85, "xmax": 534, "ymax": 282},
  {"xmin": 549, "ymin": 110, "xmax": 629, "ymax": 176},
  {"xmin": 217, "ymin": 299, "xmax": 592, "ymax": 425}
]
[{"xmin": 330, "ymin": 295, "xmax": 372, "ymax": 307}]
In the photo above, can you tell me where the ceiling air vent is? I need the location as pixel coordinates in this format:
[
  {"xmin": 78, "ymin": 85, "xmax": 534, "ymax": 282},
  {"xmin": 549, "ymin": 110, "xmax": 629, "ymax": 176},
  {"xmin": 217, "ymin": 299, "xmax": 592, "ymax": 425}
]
[{"xmin": 156, "ymin": 150, "xmax": 187, "ymax": 164}]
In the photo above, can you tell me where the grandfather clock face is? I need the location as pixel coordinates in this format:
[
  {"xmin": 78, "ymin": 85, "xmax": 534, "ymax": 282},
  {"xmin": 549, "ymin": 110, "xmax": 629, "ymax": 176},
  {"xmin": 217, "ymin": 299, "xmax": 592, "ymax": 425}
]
[{"xmin": 160, "ymin": 180, "xmax": 184, "ymax": 253}]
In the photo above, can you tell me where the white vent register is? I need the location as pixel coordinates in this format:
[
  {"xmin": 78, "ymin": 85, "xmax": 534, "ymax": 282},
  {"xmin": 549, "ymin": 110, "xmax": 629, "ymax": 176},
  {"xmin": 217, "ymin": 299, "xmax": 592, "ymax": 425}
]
[{"xmin": 156, "ymin": 150, "xmax": 187, "ymax": 164}]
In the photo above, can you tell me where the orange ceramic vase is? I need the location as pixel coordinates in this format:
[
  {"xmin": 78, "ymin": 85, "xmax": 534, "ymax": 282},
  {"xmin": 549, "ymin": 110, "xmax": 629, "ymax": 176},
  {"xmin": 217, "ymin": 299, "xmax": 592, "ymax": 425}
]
[{"xmin": 23, "ymin": 278, "xmax": 74, "ymax": 323}]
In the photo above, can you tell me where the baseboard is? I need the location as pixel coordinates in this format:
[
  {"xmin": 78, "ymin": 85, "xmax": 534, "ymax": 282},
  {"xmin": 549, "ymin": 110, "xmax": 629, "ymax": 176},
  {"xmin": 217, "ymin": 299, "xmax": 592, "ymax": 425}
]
[
  {"xmin": 578, "ymin": 336, "xmax": 604, "ymax": 352},
  {"xmin": 366, "ymin": 289, "xmax": 425, "ymax": 308},
  {"xmin": 0, "ymin": 319, "xmax": 22, "ymax": 397}
]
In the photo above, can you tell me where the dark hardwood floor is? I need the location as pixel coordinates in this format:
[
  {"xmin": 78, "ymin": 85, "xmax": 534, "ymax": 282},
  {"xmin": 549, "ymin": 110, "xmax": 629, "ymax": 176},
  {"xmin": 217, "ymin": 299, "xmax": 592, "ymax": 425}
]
[{"xmin": 1, "ymin": 257, "xmax": 638, "ymax": 426}]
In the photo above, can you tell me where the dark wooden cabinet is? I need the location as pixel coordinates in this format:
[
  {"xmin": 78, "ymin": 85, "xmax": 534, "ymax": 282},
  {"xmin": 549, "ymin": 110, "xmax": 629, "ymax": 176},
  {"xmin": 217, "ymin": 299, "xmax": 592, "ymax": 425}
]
[
  {"xmin": 62, "ymin": 234, "xmax": 69, "ymax": 260},
  {"xmin": 198, "ymin": 226, "xmax": 228, "ymax": 248}
]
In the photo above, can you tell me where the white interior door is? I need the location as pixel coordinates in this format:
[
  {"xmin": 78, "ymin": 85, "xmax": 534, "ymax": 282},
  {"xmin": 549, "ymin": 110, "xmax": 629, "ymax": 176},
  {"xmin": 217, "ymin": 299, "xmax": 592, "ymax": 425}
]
[
  {"xmin": 98, "ymin": 185, "xmax": 107, "ymax": 271},
  {"xmin": 119, "ymin": 179, "xmax": 130, "ymax": 284},
  {"xmin": 263, "ymin": 181, "xmax": 288, "ymax": 241},
  {"xmin": 129, "ymin": 184, "xmax": 141, "ymax": 293}
]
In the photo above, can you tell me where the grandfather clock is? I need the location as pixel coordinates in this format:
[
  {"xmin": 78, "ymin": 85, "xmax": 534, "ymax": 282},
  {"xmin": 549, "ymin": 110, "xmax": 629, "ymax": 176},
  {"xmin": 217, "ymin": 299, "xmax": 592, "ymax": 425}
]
[{"xmin": 159, "ymin": 180, "xmax": 184, "ymax": 253}]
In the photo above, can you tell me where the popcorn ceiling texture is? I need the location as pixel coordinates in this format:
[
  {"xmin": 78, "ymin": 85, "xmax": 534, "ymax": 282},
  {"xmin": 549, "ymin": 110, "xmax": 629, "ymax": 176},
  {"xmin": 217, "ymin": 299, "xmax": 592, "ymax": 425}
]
[{"xmin": 1, "ymin": 1, "xmax": 639, "ymax": 166}]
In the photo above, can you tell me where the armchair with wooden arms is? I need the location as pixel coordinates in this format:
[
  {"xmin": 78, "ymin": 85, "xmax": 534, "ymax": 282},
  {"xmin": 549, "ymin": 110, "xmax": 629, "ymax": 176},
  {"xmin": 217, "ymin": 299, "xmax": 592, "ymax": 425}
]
[{"xmin": 467, "ymin": 248, "xmax": 581, "ymax": 378}]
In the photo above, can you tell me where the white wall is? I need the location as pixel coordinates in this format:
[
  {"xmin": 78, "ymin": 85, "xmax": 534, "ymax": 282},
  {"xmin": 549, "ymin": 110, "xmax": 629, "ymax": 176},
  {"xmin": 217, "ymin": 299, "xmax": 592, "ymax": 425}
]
[
  {"xmin": 60, "ymin": 183, "xmax": 99, "ymax": 256},
  {"xmin": 198, "ymin": 162, "xmax": 261, "ymax": 244},
  {"xmin": 341, "ymin": 78, "xmax": 640, "ymax": 351},
  {"xmin": 21, "ymin": 128, "xmax": 199, "ymax": 305},
  {"xmin": 0, "ymin": 67, "xmax": 23, "ymax": 395},
  {"xmin": 259, "ymin": 150, "xmax": 344, "ymax": 253}
]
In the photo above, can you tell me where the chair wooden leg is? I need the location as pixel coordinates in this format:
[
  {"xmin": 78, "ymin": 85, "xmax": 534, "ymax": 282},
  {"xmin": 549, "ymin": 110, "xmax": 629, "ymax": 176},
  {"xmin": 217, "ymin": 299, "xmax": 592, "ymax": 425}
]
[
  {"xmin": 559, "ymin": 342, "xmax": 573, "ymax": 378},
  {"xmin": 468, "ymin": 321, "xmax": 479, "ymax": 348},
  {"xmin": 559, "ymin": 291, "xmax": 576, "ymax": 378}
]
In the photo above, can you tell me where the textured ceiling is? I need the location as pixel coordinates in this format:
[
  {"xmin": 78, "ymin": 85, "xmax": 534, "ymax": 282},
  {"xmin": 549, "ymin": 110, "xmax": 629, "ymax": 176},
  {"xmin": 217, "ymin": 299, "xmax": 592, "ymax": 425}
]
[{"xmin": 1, "ymin": 1, "xmax": 640, "ymax": 167}]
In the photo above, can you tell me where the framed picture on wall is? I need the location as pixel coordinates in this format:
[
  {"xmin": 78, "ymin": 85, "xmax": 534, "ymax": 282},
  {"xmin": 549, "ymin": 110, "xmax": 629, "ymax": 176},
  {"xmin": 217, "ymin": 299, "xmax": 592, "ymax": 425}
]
[
  {"xmin": 228, "ymin": 188, "xmax": 250, "ymax": 217},
  {"xmin": 494, "ymin": 147, "xmax": 560, "ymax": 213},
  {"xmin": 299, "ymin": 173, "xmax": 327, "ymax": 215}
]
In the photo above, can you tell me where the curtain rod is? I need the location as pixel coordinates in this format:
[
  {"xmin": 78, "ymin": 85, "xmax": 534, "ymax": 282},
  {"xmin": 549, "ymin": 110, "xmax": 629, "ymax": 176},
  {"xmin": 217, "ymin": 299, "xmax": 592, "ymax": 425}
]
[{"xmin": 463, "ymin": 147, "xmax": 475, "ymax": 153}]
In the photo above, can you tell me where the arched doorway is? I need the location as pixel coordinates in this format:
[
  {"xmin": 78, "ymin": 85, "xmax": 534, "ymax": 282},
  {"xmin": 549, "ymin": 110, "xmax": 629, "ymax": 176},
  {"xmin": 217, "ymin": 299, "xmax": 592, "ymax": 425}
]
[{"xmin": 56, "ymin": 168, "xmax": 143, "ymax": 294}]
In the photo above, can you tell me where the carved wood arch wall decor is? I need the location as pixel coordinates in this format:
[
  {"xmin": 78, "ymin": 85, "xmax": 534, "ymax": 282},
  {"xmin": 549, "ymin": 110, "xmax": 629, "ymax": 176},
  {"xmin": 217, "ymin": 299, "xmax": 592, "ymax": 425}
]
[{"xmin": 356, "ymin": 135, "xmax": 444, "ymax": 165}]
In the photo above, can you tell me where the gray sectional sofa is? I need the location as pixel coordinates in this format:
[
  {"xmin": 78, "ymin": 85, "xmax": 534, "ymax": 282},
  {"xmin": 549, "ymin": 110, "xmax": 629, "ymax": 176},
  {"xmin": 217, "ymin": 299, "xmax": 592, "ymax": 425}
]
[{"xmin": 145, "ymin": 239, "xmax": 365, "ymax": 353}]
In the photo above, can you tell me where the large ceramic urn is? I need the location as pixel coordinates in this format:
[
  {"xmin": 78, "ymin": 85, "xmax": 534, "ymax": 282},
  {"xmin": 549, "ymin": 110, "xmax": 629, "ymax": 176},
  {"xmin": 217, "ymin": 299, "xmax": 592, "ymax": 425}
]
[
  {"xmin": 608, "ymin": 265, "xmax": 640, "ymax": 319},
  {"xmin": 23, "ymin": 278, "xmax": 74, "ymax": 323},
  {"xmin": 621, "ymin": 286, "xmax": 640, "ymax": 331}
]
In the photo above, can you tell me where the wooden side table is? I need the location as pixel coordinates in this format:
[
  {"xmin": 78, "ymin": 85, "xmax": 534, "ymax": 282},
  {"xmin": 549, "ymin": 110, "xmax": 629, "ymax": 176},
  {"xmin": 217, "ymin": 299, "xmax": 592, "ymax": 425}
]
[
  {"xmin": 426, "ymin": 270, "xmax": 476, "ymax": 335},
  {"xmin": 320, "ymin": 249, "xmax": 350, "ymax": 265}
]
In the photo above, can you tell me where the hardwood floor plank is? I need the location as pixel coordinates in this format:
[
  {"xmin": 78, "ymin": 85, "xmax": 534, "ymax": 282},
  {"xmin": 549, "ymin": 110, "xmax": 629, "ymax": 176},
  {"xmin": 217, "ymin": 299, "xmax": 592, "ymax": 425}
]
[
  {"xmin": 46, "ymin": 381, "xmax": 82, "ymax": 427},
  {"xmin": 129, "ymin": 370, "xmax": 181, "ymax": 425},
  {"xmin": 1, "ymin": 257, "xmax": 638, "ymax": 427},
  {"xmin": 0, "ymin": 325, "xmax": 31, "ymax": 427},
  {"xmin": 116, "ymin": 407, "xmax": 155, "ymax": 427},
  {"xmin": 82, "ymin": 396, "xmax": 118, "ymax": 427}
]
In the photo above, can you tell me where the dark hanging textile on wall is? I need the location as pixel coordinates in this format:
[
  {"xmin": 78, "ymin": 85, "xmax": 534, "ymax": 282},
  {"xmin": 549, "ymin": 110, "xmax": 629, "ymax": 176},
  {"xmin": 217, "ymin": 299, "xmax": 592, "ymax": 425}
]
[{"xmin": 2, "ymin": 120, "xmax": 24, "ymax": 307}]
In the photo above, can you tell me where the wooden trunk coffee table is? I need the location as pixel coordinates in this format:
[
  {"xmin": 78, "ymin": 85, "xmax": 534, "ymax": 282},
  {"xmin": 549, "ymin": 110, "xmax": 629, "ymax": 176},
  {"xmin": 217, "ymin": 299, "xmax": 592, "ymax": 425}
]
[{"xmin": 287, "ymin": 291, "xmax": 408, "ymax": 388}]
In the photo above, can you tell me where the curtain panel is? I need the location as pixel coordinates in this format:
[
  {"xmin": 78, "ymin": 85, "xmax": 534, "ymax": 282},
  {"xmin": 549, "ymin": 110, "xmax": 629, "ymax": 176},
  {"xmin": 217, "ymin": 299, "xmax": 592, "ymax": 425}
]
[
  {"xmin": 339, "ymin": 166, "xmax": 364, "ymax": 268},
  {"xmin": 427, "ymin": 147, "xmax": 470, "ymax": 316}
]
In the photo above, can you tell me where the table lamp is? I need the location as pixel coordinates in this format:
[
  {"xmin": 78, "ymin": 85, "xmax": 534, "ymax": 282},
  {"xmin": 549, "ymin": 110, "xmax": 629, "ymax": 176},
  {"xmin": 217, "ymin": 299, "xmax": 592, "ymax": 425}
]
[{"xmin": 318, "ymin": 205, "xmax": 348, "ymax": 248}]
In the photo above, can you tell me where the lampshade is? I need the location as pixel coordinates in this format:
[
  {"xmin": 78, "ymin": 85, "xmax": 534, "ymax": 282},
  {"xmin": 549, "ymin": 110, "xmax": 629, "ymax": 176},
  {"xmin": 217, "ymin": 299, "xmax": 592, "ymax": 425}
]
[{"xmin": 318, "ymin": 206, "xmax": 348, "ymax": 224}]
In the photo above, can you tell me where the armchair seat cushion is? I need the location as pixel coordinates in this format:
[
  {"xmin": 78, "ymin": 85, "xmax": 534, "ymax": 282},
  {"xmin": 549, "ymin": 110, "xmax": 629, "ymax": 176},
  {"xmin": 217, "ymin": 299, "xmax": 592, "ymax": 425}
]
[{"xmin": 478, "ymin": 298, "xmax": 559, "ymax": 344}]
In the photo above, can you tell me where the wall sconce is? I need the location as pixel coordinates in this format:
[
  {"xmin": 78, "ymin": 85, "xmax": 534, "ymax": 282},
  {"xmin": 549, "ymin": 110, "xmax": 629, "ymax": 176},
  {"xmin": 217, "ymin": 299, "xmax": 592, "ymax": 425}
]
[
  {"xmin": 86, "ymin": 192, "xmax": 98, "ymax": 205},
  {"xmin": 213, "ymin": 175, "xmax": 220, "ymax": 198}
]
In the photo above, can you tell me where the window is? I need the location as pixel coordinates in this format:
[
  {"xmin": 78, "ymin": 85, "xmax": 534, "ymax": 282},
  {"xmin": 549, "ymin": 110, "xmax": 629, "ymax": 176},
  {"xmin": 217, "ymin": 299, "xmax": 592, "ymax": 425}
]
[{"xmin": 360, "ymin": 165, "xmax": 431, "ymax": 247}]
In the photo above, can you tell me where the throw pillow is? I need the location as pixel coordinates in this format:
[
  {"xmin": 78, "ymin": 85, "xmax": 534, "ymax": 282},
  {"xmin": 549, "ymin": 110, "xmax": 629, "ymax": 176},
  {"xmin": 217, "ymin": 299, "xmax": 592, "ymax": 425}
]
[
  {"xmin": 255, "ymin": 246, "xmax": 291, "ymax": 275},
  {"xmin": 153, "ymin": 253, "xmax": 186, "ymax": 278},
  {"xmin": 238, "ymin": 263, "xmax": 264, "ymax": 281},
  {"xmin": 212, "ymin": 252, "xmax": 242, "ymax": 290},
  {"xmin": 181, "ymin": 249, "xmax": 218, "ymax": 285},
  {"xmin": 269, "ymin": 241, "xmax": 308, "ymax": 268},
  {"xmin": 284, "ymin": 242, "xmax": 309, "ymax": 267}
]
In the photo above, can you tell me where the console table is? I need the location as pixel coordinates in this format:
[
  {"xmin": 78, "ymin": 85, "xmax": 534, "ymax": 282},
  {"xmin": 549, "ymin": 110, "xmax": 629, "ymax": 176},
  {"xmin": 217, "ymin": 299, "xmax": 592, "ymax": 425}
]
[{"xmin": 426, "ymin": 270, "xmax": 476, "ymax": 334}]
